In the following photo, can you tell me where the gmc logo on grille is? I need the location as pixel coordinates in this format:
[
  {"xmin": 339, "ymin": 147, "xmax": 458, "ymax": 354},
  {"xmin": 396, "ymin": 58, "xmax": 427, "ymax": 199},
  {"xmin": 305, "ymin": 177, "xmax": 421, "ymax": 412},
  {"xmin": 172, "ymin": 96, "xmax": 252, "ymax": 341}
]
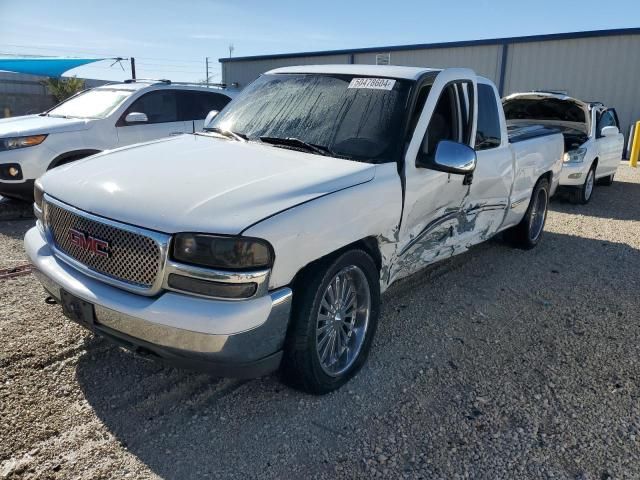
[{"xmin": 69, "ymin": 228, "xmax": 111, "ymax": 257}]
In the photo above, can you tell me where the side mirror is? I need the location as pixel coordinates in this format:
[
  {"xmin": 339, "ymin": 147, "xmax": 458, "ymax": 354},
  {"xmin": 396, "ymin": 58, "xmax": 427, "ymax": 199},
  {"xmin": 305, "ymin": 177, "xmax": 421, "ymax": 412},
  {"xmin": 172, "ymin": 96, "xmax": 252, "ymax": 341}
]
[
  {"xmin": 203, "ymin": 110, "xmax": 219, "ymax": 129},
  {"xmin": 601, "ymin": 126, "xmax": 619, "ymax": 137},
  {"xmin": 416, "ymin": 140, "xmax": 477, "ymax": 176},
  {"xmin": 125, "ymin": 112, "xmax": 148, "ymax": 123}
]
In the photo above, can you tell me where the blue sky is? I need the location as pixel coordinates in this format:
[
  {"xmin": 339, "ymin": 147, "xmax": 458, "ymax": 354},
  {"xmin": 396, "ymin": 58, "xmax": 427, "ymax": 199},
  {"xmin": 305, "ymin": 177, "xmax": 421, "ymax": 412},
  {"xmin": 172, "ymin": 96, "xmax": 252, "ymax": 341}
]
[{"xmin": 1, "ymin": 0, "xmax": 638, "ymax": 82}]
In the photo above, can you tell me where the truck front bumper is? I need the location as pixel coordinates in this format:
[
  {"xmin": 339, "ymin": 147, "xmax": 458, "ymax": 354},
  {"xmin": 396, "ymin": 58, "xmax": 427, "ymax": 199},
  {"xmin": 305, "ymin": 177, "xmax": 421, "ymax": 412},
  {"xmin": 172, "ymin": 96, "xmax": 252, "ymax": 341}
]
[
  {"xmin": 24, "ymin": 226, "xmax": 292, "ymax": 378},
  {"xmin": 558, "ymin": 162, "xmax": 590, "ymax": 187}
]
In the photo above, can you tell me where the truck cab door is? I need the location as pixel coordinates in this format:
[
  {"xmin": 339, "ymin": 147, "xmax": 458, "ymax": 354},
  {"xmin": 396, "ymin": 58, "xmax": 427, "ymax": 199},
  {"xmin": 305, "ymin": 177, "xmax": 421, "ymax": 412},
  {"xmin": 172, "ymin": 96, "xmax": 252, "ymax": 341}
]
[
  {"xmin": 390, "ymin": 69, "xmax": 477, "ymax": 283},
  {"xmin": 116, "ymin": 90, "xmax": 188, "ymax": 146},
  {"xmin": 463, "ymin": 81, "xmax": 512, "ymax": 244}
]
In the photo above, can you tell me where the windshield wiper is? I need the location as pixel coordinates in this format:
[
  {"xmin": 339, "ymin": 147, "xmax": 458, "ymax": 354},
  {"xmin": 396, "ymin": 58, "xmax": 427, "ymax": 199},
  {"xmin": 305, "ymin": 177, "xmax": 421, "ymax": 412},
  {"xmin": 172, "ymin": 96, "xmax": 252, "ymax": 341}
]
[
  {"xmin": 203, "ymin": 127, "xmax": 247, "ymax": 142},
  {"xmin": 259, "ymin": 136, "xmax": 334, "ymax": 157}
]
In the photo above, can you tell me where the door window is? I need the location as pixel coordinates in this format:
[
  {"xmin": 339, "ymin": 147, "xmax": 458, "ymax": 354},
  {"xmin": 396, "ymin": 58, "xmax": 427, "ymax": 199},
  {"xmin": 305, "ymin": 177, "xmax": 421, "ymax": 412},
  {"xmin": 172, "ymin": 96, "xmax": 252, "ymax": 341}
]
[
  {"xmin": 420, "ymin": 82, "xmax": 473, "ymax": 161},
  {"xmin": 596, "ymin": 109, "xmax": 618, "ymax": 137},
  {"xmin": 120, "ymin": 90, "xmax": 178, "ymax": 125},
  {"xmin": 475, "ymin": 83, "xmax": 502, "ymax": 150},
  {"xmin": 178, "ymin": 91, "xmax": 231, "ymax": 120}
]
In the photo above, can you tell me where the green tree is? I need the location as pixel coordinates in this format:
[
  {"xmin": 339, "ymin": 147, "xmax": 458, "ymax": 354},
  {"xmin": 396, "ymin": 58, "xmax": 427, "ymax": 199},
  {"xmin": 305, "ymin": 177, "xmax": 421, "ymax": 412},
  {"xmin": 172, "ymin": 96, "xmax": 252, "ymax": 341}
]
[{"xmin": 41, "ymin": 76, "xmax": 86, "ymax": 103}]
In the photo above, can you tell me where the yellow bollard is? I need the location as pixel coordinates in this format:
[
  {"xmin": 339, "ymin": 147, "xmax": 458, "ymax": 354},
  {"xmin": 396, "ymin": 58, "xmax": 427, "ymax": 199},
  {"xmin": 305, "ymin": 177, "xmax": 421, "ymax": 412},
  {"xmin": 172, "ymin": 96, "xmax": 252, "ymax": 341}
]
[{"xmin": 630, "ymin": 121, "xmax": 640, "ymax": 168}]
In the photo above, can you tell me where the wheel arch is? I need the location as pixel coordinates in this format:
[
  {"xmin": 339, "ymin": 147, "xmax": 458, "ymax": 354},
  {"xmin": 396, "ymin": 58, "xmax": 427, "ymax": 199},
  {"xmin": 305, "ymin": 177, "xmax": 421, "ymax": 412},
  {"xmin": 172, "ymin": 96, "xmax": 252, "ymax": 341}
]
[
  {"xmin": 47, "ymin": 149, "xmax": 101, "ymax": 170},
  {"xmin": 290, "ymin": 236, "xmax": 383, "ymax": 291}
]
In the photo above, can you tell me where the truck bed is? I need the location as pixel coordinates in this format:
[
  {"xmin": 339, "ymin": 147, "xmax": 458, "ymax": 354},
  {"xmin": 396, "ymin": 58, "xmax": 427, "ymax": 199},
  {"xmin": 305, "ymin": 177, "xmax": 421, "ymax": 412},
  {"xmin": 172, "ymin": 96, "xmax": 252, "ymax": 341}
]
[{"xmin": 507, "ymin": 124, "xmax": 561, "ymax": 144}]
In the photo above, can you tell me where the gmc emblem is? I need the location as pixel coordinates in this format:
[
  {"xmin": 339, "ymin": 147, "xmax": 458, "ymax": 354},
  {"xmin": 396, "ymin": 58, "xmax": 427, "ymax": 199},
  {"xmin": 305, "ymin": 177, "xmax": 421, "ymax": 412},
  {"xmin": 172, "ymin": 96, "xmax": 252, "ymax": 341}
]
[{"xmin": 69, "ymin": 228, "xmax": 111, "ymax": 257}]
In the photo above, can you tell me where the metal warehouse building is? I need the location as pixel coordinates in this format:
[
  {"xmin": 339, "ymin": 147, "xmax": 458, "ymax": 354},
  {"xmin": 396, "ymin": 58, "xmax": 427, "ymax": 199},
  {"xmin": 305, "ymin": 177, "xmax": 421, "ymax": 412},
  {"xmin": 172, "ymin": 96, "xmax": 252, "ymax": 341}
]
[{"xmin": 220, "ymin": 28, "xmax": 640, "ymax": 143}]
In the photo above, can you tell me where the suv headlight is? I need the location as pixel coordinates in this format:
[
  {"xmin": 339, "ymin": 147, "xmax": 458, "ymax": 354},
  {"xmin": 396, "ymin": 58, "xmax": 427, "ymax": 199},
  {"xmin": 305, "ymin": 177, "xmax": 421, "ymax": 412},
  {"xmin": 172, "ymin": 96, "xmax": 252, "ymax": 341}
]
[
  {"xmin": 172, "ymin": 233, "xmax": 273, "ymax": 270},
  {"xmin": 563, "ymin": 147, "xmax": 587, "ymax": 163},
  {"xmin": 0, "ymin": 134, "xmax": 48, "ymax": 151}
]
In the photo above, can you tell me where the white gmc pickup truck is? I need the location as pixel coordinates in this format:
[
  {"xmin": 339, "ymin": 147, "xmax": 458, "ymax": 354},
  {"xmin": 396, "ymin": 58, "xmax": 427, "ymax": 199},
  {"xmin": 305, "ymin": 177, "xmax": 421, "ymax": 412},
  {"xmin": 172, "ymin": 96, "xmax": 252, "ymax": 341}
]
[{"xmin": 25, "ymin": 65, "xmax": 564, "ymax": 394}]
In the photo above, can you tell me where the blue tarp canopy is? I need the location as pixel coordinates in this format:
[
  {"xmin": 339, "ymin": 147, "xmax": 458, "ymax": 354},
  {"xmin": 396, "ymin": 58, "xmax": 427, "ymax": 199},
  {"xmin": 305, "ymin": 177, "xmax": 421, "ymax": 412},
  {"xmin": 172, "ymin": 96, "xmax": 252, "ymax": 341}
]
[{"xmin": 0, "ymin": 57, "xmax": 109, "ymax": 77}]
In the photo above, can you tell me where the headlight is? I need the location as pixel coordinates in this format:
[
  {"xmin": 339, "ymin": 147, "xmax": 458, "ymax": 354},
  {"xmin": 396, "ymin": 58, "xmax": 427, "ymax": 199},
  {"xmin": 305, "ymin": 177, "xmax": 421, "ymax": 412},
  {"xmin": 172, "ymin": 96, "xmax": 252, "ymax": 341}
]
[
  {"xmin": 563, "ymin": 147, "xmax": 587, "ymax": 163},
  {"xmin": 173, "ymin": 233, "xmax": 273, "ymax": 270},
  {"xmin": 0, "ymin": 134, "xmax": 48, "ymax": 151},
  {"xmin": 34, "ymin": 180, "xmax": 44, "ymax": 210}
]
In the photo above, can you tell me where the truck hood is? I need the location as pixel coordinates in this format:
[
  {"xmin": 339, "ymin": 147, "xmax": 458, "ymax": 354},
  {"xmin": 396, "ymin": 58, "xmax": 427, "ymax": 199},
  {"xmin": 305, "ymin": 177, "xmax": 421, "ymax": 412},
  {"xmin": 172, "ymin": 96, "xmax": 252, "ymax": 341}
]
[
  {"xmin": 0, "ymin": 114, "xmax": 92, "ymax": 137},
  {"xmin": 41, "ymin": 134, "xmax": 376, "ymax": 234}
]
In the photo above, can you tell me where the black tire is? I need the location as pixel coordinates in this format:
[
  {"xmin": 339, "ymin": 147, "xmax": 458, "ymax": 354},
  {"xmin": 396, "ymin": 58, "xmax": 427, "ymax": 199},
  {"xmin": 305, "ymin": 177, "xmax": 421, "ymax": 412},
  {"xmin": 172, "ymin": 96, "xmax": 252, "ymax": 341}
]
[
  {"xmin": 505, "ymin": 177, "xmax": 550, "ymax": 250},
  {"xmin": 597, "ymin": 173, "xmax": 614, "ymax": 186},
  {"xmin": 282, "ymin": 249, "xmax": 380, "ymax": 394},
  {"xmin": 571, "ymin": 164, "xmax": 596, "ymax": 204}
]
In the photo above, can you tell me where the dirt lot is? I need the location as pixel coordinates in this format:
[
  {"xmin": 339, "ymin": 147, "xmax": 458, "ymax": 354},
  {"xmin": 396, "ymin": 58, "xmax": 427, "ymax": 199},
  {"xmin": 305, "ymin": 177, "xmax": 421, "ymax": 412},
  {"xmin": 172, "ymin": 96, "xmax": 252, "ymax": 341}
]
[{"xmin": 1, "ymin": 165, "xmax": 639, "ymax": 479}]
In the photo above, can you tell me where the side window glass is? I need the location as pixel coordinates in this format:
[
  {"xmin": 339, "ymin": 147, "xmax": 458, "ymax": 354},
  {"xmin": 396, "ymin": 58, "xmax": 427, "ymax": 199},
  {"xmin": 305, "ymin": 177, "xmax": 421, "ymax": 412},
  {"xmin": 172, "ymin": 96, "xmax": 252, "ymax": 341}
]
[
  {"xmin": 178, "ymin": 91, "xmax": 232, "ymax": 121},
  {"xmin": 125, "ymin": 91, "xmax": 178, "ymax": 124},
  {"xmin": 596, "ymin": 110, "xmax": 617, "ymax": 137},
  {"xmin": 407, "ymin": 85, "xmax": 432, "ymax": 138},
  {"xmin": 420, "ymin": 81, "xmax": 472, "ymax": 161},
  {"xmin": 600, "ymin": 111, "xmax": 616, "ymax": 127},
  {"xmin": 205, "ymin": 92, "xmax": 231, "ymax": 112},
  {"xmin": 475, "ymin": 83, "xmax": 502, "ymax": 150}
]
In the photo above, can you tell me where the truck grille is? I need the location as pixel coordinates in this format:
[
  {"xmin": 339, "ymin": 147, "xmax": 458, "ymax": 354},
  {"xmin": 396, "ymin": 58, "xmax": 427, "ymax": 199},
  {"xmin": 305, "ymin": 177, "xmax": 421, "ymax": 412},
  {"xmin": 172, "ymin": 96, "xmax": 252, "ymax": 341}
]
[{"xmin": 44, "ymin": 201, "xmax": 162, "ymax": 288}]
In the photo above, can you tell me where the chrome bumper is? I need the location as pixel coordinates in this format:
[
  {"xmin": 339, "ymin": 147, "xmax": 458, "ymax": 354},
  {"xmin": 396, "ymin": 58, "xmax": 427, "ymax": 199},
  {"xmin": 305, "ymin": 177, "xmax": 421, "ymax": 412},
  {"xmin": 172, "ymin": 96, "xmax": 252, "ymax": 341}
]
[{"xmin": 24, "ymin": 226, "xmax": 292, "ymax": 377}]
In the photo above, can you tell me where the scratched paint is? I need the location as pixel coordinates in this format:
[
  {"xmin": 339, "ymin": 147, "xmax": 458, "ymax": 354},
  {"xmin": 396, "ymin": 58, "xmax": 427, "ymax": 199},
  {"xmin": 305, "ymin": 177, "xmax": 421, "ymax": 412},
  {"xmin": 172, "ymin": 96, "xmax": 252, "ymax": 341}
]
[{"xmin": 382, "ymin": 203, "xmax": 501, "ymax": 290}]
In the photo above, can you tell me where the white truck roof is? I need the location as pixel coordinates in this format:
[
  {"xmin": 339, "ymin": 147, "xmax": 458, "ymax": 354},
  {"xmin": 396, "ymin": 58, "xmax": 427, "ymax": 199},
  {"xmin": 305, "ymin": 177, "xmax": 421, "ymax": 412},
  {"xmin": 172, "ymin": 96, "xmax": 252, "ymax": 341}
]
[{"xmin": 267, "ymin": 64, "xmax": 442, "ymax": 80}]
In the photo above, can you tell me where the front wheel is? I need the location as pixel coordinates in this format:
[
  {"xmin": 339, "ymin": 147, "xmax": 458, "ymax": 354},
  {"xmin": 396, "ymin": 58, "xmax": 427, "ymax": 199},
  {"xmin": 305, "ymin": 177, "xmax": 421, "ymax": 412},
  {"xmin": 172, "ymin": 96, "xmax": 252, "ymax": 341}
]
[
  {"xmin": 572, "ymin": 165, "xmax": 596, "ymax": 204},
  {"xmin": 505, "ymin": 177, "xmax": 550, "ymax": 250},
  {"xmin": 282, "ymin": 250, "xmax": 380, "ymax": 394}
]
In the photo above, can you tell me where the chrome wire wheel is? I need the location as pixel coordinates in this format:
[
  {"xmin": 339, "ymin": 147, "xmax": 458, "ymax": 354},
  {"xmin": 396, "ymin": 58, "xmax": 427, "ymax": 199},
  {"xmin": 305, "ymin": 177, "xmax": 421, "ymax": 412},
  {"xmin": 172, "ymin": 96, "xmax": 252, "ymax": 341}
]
[
  {"xmin": 316, "ymin": 265, "xmax": 371, "ymax": 377},
  {"xmin": 584, "ymin": 169, "xmax": 595, "ymax": 201},
  {"xmin": 529, "ymin": 186, "xmax": 548, "ymax": 242}
]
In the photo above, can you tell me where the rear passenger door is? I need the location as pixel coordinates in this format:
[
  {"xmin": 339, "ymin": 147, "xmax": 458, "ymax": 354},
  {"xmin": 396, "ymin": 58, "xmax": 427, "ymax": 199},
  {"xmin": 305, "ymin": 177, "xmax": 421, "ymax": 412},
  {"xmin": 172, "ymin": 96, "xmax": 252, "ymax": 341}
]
[
  {"xmin": 116, "ymin": 90, "xmax": 189, "ymax": 145},
  {"xmin": 595, "ymin": 108, "xmax": 624, "ymax": 176},
  {"xmin": 464, "ymin": 82, "xmax": 512, "ymax": 244},
  {"xmin": 179, "ymin": 91, "xmax": 232, "ymax": 132}
]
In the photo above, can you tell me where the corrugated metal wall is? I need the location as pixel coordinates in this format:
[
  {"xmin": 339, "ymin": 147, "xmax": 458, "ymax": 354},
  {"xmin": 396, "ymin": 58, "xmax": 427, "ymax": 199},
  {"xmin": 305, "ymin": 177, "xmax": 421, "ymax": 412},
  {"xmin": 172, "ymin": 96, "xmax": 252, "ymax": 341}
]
[
  {"xmin": 353, "ymin": 45, "xmax": 503, "ymax": 82},
  {"xmin": 221, "ymin": 31, "xmax": 640, "ymax": 140},
  {"xmin": 222, "ymin": 54, "xmax": 351, "ymax": 88}
]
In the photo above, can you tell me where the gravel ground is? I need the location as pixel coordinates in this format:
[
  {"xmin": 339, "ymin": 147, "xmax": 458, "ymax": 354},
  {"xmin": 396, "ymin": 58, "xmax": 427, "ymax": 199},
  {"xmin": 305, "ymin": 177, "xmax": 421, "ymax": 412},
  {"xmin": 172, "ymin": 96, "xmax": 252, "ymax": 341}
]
[{"xmin": 1, "ymin": 164, "xmax": 639, "ymax": 479}]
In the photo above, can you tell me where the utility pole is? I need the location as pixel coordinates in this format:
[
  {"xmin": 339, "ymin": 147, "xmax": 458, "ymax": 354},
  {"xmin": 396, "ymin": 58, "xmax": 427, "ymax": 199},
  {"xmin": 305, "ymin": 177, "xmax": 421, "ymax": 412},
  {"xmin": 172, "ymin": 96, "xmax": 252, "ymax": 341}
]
[
  {"xmin": 130, "ymin": 57, "xmax": 136, "ymax": 80},
  {"xmin": 205, "ymin": 57, "xmax": 210, "ymax": 85},
  {"xmin": 229, "ymin": 44, "xmax": 234, "ymax": 58}
]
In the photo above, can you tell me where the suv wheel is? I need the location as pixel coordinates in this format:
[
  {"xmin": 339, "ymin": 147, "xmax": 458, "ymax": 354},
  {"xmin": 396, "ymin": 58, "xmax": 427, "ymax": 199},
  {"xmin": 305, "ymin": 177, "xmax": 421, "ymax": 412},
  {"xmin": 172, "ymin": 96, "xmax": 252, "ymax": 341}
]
[
  {"xmin": 283, "ymin": 250, "xmax": 380, "ymax": 394},
  {"xmin": 572, "ymin": 165, "xmax": 596, "ymax": 204}
]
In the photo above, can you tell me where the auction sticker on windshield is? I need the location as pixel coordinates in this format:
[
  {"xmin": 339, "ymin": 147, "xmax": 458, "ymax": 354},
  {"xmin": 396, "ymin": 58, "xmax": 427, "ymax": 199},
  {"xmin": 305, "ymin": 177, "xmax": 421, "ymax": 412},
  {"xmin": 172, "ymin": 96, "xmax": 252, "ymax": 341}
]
[{"xmin": 348, "ymin": 78, "xmax": 396, "ymax": 90}]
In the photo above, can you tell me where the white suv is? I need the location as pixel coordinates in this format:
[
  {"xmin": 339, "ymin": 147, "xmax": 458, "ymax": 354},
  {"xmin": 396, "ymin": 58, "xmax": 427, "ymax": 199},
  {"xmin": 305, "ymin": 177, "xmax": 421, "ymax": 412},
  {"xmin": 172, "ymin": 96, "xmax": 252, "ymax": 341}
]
[
  {"xmin": 0, "ymin": 80, "xmax": 236, "ymax": 201},
  {"xmin": 503, "ymin": 92, "xmax": 624, "ymax": 204}
]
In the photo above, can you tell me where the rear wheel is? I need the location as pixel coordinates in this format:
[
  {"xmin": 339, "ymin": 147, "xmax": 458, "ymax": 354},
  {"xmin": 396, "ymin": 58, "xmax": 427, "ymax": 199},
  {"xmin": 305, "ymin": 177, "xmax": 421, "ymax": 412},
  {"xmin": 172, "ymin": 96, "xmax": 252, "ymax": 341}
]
[
  {"xmin": 505, "ymin": 177, "xmax": 550, "ymax": 250},
  {"xmin": 282, "ymin": 249, "xmax": 380, "ymax": 394}
]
